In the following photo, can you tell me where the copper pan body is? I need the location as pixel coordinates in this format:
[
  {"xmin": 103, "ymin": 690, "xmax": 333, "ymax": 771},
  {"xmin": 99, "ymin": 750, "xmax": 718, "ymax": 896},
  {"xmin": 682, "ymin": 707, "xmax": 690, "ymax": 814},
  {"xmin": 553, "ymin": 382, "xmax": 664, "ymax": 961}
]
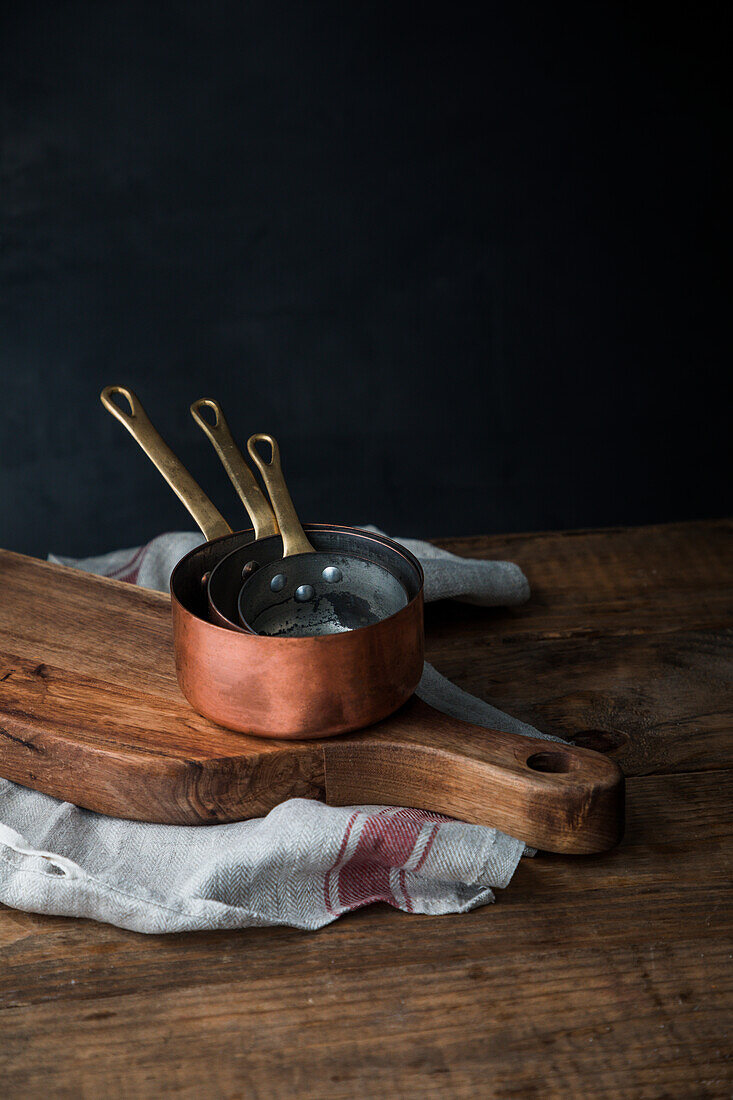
[{"xmin": 170, "ymin": 524, "xmax": 425, "ymax": 738}]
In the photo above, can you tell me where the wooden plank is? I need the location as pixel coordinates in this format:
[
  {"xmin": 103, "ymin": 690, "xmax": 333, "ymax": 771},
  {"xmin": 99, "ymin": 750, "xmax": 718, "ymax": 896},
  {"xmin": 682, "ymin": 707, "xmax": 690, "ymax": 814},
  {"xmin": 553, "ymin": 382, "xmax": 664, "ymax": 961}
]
[
  {"xmin": 431, "ymin": 519, "xmax": 733, "ymax": 638},
  {"xmin": 1, "ymin": 938, "xmax": 729, "ymax": 1099},
  {"xmin": 425, "ymin": 627, "xmax": 733, "ymax": 775},
  {"xmin": 0, "ymin": 769, "xmax": 730, "ymax": 1098},
  {"xmin": 420, "ymin": 521, "xmax": 733, "ymax": 776}
]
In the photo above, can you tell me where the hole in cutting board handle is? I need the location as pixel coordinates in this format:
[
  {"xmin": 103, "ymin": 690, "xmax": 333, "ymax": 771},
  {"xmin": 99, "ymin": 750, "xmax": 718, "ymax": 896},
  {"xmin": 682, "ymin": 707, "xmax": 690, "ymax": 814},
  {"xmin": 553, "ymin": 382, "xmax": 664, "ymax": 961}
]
[{"xmin": 526, "ymin": 750, "xmax": 572, "ymax": 774}]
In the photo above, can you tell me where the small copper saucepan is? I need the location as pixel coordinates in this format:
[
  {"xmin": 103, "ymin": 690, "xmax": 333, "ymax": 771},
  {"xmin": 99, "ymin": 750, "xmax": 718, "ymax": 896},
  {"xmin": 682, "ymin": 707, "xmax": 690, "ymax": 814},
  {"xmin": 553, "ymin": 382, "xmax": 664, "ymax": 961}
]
[
  {"xmin": 222, "ymin": 433, "xmax": 411, "ymax": 636},
  {"xmin": 172, "ymin": 522, "xmax": 425, "ymax": 737}
]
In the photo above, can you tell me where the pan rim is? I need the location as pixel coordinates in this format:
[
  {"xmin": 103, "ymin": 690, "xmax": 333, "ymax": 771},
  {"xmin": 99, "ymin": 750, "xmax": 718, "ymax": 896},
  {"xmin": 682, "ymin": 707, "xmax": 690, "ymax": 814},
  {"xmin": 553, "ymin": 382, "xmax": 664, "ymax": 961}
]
[{"xmin": 170, "ymin": 522, "xmax": 425, "ymax": 643}]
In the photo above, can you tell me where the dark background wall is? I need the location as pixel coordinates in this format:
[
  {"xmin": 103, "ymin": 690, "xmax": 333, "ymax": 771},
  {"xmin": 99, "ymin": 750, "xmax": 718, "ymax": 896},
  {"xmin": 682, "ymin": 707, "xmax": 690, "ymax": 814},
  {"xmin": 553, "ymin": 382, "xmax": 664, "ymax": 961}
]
[{"xmin": 1, "ymin": 1, "xmax": 729, "ymax": 558}]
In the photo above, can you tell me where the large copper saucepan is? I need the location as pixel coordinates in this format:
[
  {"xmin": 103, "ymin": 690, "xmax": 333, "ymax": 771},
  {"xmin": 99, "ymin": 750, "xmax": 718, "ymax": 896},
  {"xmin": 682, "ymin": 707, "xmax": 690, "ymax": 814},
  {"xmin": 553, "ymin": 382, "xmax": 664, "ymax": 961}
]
[{"xmin": 171, "ymin": 523, "xmax": 424, "ymax": 737}]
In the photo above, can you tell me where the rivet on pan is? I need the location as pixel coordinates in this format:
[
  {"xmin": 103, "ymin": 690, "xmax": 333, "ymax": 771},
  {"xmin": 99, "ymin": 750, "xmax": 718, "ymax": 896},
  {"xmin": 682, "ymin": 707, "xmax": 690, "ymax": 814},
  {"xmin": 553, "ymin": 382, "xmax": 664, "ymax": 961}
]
[
  {"xmin": 270, "ymin": 573, "xmax": 287, "ymax": 592},
  {"xmin": 294, "ymin": 584, "xmax": 315, "ymax": 602},
  {"xmin": 241, "ymin": 560, "xmax": 259, "ymax": 581},
  {"xmin": 322, "ymin": 566, "xmax": 342, "ymax": 583},
  {"xmin": 200, "ymin": 571, "xmax": 211, "ymax": 589}
]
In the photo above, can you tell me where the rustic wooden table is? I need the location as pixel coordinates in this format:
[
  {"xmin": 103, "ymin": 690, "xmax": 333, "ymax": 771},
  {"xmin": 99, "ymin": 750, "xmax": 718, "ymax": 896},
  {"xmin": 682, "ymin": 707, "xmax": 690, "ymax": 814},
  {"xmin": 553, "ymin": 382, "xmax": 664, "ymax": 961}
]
[{"xmin": 1, "ymin": 520, "xmax": 731, "ymax": 1098}]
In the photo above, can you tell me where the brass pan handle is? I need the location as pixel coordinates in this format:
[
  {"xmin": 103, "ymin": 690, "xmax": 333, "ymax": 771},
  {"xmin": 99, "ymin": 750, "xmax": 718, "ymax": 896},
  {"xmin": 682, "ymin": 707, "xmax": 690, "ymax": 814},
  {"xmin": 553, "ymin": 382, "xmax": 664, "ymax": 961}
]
[
  {"xmin": 246, "ymin": 434, "xmax": 315, "ymax": 558},
  {"xmin": 100, "ymin": 385, "xmax": 231, "ymax": 543},
  {"xmin": 190, "ymin": 399, "xmax": 279, "ymax": 541}
]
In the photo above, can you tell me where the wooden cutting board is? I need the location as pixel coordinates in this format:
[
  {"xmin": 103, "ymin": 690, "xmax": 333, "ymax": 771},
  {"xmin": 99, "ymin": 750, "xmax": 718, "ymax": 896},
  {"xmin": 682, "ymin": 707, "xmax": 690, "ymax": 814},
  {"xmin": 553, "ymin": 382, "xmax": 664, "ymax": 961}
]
[{"xmin": 0, "ymin": 550, "xmax": 623, "ymax": 852}]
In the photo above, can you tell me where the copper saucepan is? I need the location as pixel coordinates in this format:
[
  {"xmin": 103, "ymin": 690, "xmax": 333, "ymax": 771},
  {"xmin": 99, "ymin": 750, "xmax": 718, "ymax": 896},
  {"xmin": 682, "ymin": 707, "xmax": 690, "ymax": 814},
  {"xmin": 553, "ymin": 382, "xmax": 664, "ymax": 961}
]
[
  {"xmin": 172, "ymin": 522, "xmax": 425, "ymax": 737},
  {"xmin": 235, "ymin": 434, "xmax": 410, "ymax": 636},
  {"xmin": 193, "ymin": 417, "xmax": 411, "ymax": 637}
]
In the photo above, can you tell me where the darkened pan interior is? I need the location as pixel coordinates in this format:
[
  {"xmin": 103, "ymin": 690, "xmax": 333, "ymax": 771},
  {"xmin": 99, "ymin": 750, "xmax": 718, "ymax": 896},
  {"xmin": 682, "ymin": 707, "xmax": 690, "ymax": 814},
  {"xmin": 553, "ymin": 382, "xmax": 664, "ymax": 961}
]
[
  {"xmin": 236, "ymin": 548, "xmax": 409, "ymax": 636},
  {"xmin": 236, "ymin": 432, "xmax": 412, "ymax": 637},
  {"xmin": 173, "ymin": 524, "xmax": 424, "ymax": 628}
]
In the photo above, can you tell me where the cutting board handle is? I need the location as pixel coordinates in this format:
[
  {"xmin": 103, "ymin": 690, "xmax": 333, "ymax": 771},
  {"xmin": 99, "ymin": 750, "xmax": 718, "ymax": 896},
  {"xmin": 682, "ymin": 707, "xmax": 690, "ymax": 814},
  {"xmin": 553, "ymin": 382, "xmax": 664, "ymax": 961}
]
[{"xmin": 323, "ymin": 697, "xmax": 624, "ymax": 853}]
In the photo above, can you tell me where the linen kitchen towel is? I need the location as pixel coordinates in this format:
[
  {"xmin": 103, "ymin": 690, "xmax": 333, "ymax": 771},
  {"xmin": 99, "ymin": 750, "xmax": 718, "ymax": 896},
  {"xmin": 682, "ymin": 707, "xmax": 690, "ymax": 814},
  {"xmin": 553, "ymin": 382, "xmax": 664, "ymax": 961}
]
[{"xmin": 0, "ymin": 531, "xmax": 554, "ymax": 934}]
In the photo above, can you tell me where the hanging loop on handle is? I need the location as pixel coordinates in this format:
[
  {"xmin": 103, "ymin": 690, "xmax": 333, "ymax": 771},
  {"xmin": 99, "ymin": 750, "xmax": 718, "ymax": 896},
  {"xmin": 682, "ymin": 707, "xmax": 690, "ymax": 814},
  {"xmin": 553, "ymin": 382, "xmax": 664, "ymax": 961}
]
[
  {"xmin": 190, "ymin": 399, "xmax": 278, "ymax": 540},
  {"xmin": 246, "ymin": 434, "xmax": 315, "ymax": 558},
  {"xmin": 100, "ymin": 385, "xmax": 231, "ymax": 543}
]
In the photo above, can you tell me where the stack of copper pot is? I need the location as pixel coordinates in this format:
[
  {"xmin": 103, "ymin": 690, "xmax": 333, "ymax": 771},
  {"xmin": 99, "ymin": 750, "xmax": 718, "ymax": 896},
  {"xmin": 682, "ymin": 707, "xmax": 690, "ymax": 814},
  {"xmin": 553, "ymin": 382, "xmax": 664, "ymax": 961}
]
[{"xmin": 101, "ymin": 386, "xmax": 426, "ymax": 739}]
